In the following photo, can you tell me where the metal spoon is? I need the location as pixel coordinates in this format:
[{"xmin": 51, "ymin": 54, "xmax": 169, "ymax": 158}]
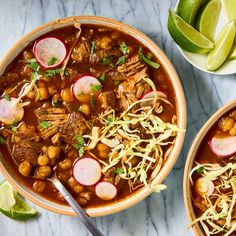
[{"xmin": 47, "ymin": 170, "xmax": 104, "ymax": 236}]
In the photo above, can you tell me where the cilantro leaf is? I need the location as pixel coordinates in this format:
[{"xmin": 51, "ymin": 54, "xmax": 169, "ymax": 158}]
[
  {"xmin": 73, "ymin": 136, "xmax": 85, "ymax": 157},
  {"xmin": 91, "ymin": 84, "xmax": 102, "ymax": 91},
  {"xmin": 27, "ymin": 59, "xmax": 40, "ymax": 72},
  {"xmin": 3, "ymin": 94, "xmax": 11, "ymax": 101},
  {"xmin": 119, "ymin": 41, "xmax": 129, "ymax": 55},
  {"xmin": 196, "ymin": 166, "xmax": 204, "ymax": 174},
  {"xmin": 31, "ymin": 72, "xmax": 41, "ymax": 82},
  {"xmin": 47, "ymin": 56, "xmax": 58, "ymax": 66},
  {"xmin": 115, "ymin": 167, "xmax": 124, "ymax": 174},
  {"xmin": 98, "ymin": 74, "xmax": 105, "ymax": 83},
  {"xmin": 116, "ymin": 55, "xmax": 126, "ymax": 65},
  {"xmin": 44, "ymin": 69, "xmax": 61, "ymax": 78},
  {"xmin": 138, "ymin": 48, "xmax": 160, "ymax": 69},
  {"xmin": 114, "ymin": 80, "xmax": 121, "ymax": 86},
  {"xmin": 40, "ymin": 121, "xmax": 51, "ymax": 129}
]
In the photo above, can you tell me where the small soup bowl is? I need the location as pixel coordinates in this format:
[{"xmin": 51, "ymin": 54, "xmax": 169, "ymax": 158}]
[
  {"xmin": 0, "ymin": 16, "xmax": 186, "ymax": 217},
  {"xmin": 184, "ymin": 99, "xmax": 236, "ymax": 235}
]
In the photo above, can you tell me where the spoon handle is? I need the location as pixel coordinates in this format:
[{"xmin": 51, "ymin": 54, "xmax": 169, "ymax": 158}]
[{"xmin": 50, "ymin": 176, "xmax": 104, "ymax": 236}]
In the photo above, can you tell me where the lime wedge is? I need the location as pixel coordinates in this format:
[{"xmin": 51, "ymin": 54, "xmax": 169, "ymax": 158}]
[
  {"xmin": 195, "ymin": 0, "xmax": 221, "ymax": 41},
  {"xmin": 168, "ymin": 10, "xmax": 214, "ymax": 53},
  {"xmin": 0, "ymin": 180, "xmax": 37, "ymax": 220},
  {"xmin": 178, "ymin": 0, "xmax": 204, "ymax": 25},
  {"xmin": 223, "ymin": 0, "xmax": 236, "ymax": 21},
  {"xmin": 207, "ymin": 20, "xmax": 236, "ymax": 71},
  {"xmin": 229, "ymin": 45, "xmax": 236, "ymax": 60}
]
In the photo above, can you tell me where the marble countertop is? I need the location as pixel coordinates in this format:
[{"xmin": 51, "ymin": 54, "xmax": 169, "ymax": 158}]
[{"xmin": 0, "ymin": 0, "xmax": 235, "ymax": 235}]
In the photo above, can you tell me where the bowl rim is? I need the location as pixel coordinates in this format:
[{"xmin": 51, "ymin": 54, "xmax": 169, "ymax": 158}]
[
  {"xmin": 183, "ymin": 99, "xmax": 236, "ymax": 236},
  {"xmin": 0, "ymin": 15, "xmax": 186, "ymax": 217}
]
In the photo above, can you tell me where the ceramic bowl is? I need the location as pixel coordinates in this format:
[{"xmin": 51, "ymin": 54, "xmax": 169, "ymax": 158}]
[
  {"xmin": 0, "ymin": 16, "xmax": 186, "ymax": 217},
  {"xmin": 174, "ymin": 0, "xmax": 236, "ymax": 75},
  {"xmin": 184, "ymin": 99, "xmax": 236, "ymax": 235}
]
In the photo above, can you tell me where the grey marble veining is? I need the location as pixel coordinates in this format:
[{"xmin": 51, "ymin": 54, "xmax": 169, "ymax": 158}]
[{"xmin": 0, "ymin": 0, "xmax": 235, "ymax": 235}]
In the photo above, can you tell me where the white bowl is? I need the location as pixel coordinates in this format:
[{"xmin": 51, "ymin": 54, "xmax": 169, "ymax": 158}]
[{"xmin": 174, "ymin": 0, "xmax": 236, "ymax": 75}]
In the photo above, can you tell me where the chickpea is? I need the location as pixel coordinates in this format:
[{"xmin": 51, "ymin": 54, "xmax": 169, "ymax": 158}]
[
  {"xmin": 23, "ymin": 51, "xmax": 34, "ymax": 60},
  {"xmin": 26, "ymin": 90, "xmax": 35, "ymax": 99},
  {"xmin": 59, "ymin": 158, "xmax": 72, "ymax": 170},
  {"xmin": 12, "ymin": 135, "xmax": 21, "ymax": 143},
  {"xmin": 38, "ymin": 87, "xmax": 48, "ymax": 100},
  {"xmin": 231, "ymin": 110, "xmax": 236, "ymax": 120},
  {"xmin": 41, "ymin": 146, "xmax": 48, "ymax": 154},
  {"xmin": 35, "ymin": 166, "xmax": 51, "ymax": 179},
  {"xmin": 38, "ymin": 155, "xmax": 49, "ymax": 166},
  {"xmin": 68, "ymin": 177, "xmax": 84, "ymax": 193},
  {"xmin": 48, "ymin": 86, "xmax": 57, "ymax": 95},
  {"xmin": 229, "ymin": 123, "xmax": 236, "ymax": 136},
  {"xmin": 57, "ymin": 192, "xmax": 66, "ymax": 202},
  {"xmin": 36, "ymin": 81, "xmax": 46, "ymax": 87},
  {"xmin": 58, "ymin": 173, "xmax": 68, "ymax": 182},
  {"xmin": 220, "ymin": 117, "xmax": 234, "ymax": 131},
  {"xmin": 47, "ymin": 146, "xmax": 60, "ymax": 159},
  {"xmin": 68, "ymin": 177, "xmax": 78, "ymax": 188},
  {"xmin": 80, "ymin": 191, "xmax": 93, "ymax": 201},
  {"xmin": 77, "ymin": 197, "xmax": 87, "ymax": 205},
  {"xmin": 61, "ymin": 88, "xmax": 74, "ymax": 103},
  {"xmin": 79, "ymin": 104, "xmax": 91, "ymax": 116},
  {"xmin": 98, "ymin": 36, "xmax": 113, "ymax": 50},
  {"xmin": 19, "ymin": 161, "xmax": 32, "ymax": 176},
  {"xmin": 33, "ymin": 181, "xmax": 46, "ymax": 193}
]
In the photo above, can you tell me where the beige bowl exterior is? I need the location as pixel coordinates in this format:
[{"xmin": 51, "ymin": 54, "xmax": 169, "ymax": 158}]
[
  {"xmin": 0, "ymin": 16, "xmax": 186, "ymax": 217},
  {"xmin": 184, "ymin": 99, "xmax": 236, "ymax": 235}
]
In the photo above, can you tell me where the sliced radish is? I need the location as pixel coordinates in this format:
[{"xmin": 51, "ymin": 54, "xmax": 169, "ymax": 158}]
[
  {"xmin": 33, "ymin": 37, "xmax": 67, "ymax": 69},
  {"xmin": 95, "ymin": 181, "xmax": 117, "ymax": 200},
  {"xmin": 72, "ymin": 75, "xmax": 102, "ymax": 103},
  {"xmin": 209, "ymin": 134, "xmax": 236, "ymax": 157},
  {"xmin": 0, "ymin": 97, "xmax": 24, "ymax": 125},
  {"xmin": 195, "ymin": 177, "xmax": 214, "ymax": 197},
  {"xmin": 141, "ymin": 90, "xmax": 167, "ymax": 106},
  {"xmin": 73, "ymin": 157, "xmax": 102, "ymax": 186}
]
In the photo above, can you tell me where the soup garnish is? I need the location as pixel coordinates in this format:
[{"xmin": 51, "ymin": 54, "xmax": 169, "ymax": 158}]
[
  {"xmin": 0, "ymin": 23, "xmax": 180, "ymax": 207},
  {"xmin": 189, "ymin": 109, "xmax": 236, "ymax": 236}
]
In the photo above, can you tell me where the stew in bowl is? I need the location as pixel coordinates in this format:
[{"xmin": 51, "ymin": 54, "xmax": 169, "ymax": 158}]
[{"xmin": 0, "ymin": 16, "xmax": 186, "ymax": 216}]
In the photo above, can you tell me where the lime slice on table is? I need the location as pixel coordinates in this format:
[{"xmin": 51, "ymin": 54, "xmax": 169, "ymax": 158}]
[
  {"xmin": 195, "ymin": 0, "xmax": 221, "ymax": 41},
  {"xmin": 223, "ymin": 0, "xmax": 236, "ymax": 20},
  {"xmin": 207, "ymin": 20, "xmax": 236, "ymax": 71},
  {"xmin": 168, "ymin": 10, "xmax": 214, "ymax": 53},
  {"xmin": 0, "ymin": 180, "xmax": 37, "ymax": 220},
  {"xmin": 178, "ymin": 0, "xmax": 204, "ymax": 25}
]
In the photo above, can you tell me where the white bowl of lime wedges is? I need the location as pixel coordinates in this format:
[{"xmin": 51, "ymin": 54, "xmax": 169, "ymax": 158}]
[{"xmin": 170, "ymin": 0, "xmax": 236, "ymax": 75}]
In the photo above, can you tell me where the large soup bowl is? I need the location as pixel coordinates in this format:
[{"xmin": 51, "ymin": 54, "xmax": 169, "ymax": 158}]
[
  {"xmin": 184, "ymin": 99, "xmax": 236, "ymax": 235},
  {"xmin": 0, "ymin": 16, "xmax": 186, "ymax": 217}
]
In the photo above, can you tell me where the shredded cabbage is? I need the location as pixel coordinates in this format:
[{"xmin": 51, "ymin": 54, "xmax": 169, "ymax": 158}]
[
  {"xmin": 189, "ymin": 162, "xmax": 236, "ymax": 235},
  {"xmin": 84, "ymin": 77, "xmax": 183, "ymax": 192}
]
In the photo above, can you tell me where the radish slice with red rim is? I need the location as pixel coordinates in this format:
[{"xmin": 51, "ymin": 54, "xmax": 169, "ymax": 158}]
[
  {"xmin": 141, "ymin": 90, "xmax": 167, "ymax": 106},
  {"xmin": 209, "ymin": 134, "xmax": 236, "ymax": 157},
  {"xmin": 0, "ymin": 97, "xmax": 24, "ymax": 125},
  {"xmin": 72, "ymin": 75, "xmax": 102, "ymax": 103},
  {"xmin": 33, "ymin": 37, "xmax": 67, "ymax": 69},
  {"xmin": 95, "ymin": 181, "xmax": 117, "ymax": 200},
  {"xmin": 73, "ymin": 157, "xmax": 102, "ymax": 186}
]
